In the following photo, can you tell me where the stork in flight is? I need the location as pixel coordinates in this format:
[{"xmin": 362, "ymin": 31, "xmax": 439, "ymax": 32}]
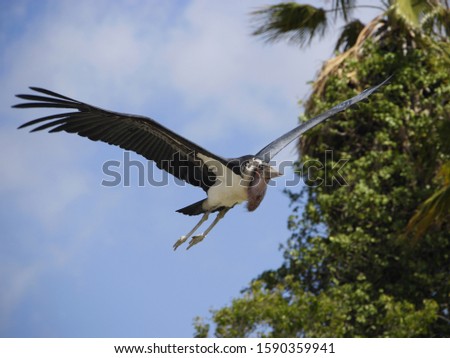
[{"xmin": 14, "ymin": 77, "xmax": 390, "ymax": 250}]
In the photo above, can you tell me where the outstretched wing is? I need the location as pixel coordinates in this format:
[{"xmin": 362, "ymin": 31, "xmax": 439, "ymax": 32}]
[
  {"xmin": 256, "ymin": 76, "xmax": 392, "ymax": 162},
  {"xmin": 14, "ymin": 87, "xmax": 227, "ymax": 191}
]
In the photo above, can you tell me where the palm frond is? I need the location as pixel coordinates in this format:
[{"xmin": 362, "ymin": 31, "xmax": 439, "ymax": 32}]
[
  {"xmin": 311, "ymin": 15, "xmax": 385, "ymax": 97},
  {"xmin": 251, "ymin": 3, "xmax": 328, "ymax": 47},
  {"xmin": 335, "ymin": 19, "xmax": 365, "ymax": 51},
  {"xmin": 331, "ymin": 0, "xmax": 357, "ymax": 21},
  {"xmin": 406, "ymin": 162, "xmax": 450, "ymax": 240},
  {"xmin": 393, "ymin": 0, "xmax": 437, "ymax": 28},
  {"xmin": 422, "ymin": 4, "xmax": 450, "ymax": 37}
]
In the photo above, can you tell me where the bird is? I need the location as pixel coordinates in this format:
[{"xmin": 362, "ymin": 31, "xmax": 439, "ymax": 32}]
[{"xmin": 14, "ymin": 77, "xmax": 391, "ymax": 250}]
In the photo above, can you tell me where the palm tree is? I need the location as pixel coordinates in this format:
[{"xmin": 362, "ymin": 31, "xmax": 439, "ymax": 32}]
[
  {"xmin": 250, "ymin": 0, "xmax": 450, "ymax": 238},
  {"xmin": 251, "ymin": 1, "xmax": 449, "ymax": 47},
  {"xmin": 251, "ymin": 0, "xmax": 449, "ymax": 94}
]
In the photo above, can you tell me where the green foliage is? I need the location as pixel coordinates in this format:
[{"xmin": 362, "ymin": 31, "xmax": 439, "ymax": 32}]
[
  {"xmin": 195, "ymin": 35, "xmax": 450, "ymax": 337},
  {"xmin": 203, "ymin": 278, "xmax": 439, "ymax": 337}
]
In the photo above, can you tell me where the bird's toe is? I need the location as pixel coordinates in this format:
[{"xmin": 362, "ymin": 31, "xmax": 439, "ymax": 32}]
[
  {"xmin": 173, "ymin": 236, "xmax": 188, "ymax": 251},
  {"xmin": 186, "ymin": 234, "xmax": 205, "ymax": 250}
]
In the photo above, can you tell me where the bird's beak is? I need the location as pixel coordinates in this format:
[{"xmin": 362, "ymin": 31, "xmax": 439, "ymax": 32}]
[{"xmin": 265, "ymin": 166, "xmax": 282, "ymax": 179}]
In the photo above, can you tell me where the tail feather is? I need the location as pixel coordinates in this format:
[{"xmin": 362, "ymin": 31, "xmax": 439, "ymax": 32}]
[{"xmin": 176, "ymin": 200, "xmax": 207, "ymax": 216}]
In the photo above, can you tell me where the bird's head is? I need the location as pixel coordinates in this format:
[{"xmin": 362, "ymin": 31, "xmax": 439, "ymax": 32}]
[{"xmin": 242, "ymin": 158, "xmax": 281, "ymax": 181}]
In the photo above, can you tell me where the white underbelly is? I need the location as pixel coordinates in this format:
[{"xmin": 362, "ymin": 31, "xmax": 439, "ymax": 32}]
[
  {"xmin": 197, "ymin": 153, "xmax": 248, "ymax": 210},
  {"xmin": 206, "ymin": 169, "xmax": 248, "ymax": 209}
]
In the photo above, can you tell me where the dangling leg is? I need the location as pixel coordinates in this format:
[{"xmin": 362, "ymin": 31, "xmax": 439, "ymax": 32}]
[
  {"xmin": 173, "ymin": 212, "xmax": 210, "ymax": 250},
  {"xmin": 186, "ymin": 208, "xmax": 230, "ymax": 250}
]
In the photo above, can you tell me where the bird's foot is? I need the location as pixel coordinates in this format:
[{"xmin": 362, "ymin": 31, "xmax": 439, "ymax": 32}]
[
  {"xmin": 173, "ymin": 236, "xmax": 188, "ymax": 251},
  {"xmin": 186, "ymin": 234, "xmax": 205, "ymax": 250}
]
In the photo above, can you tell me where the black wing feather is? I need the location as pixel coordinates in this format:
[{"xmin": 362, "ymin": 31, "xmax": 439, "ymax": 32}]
[
  {"xmin": 256, "ymin": 76, "xmax": 392, "ymax": 162},
  {"xmin": 14, "ymin": 87, "xmax": 227, "ymax": 191}
]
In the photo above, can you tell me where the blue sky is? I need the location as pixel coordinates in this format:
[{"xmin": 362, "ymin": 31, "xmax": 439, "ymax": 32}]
[{"xmin": 0, "ymin": 0, "xmax": 380, "ymax": 337}]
